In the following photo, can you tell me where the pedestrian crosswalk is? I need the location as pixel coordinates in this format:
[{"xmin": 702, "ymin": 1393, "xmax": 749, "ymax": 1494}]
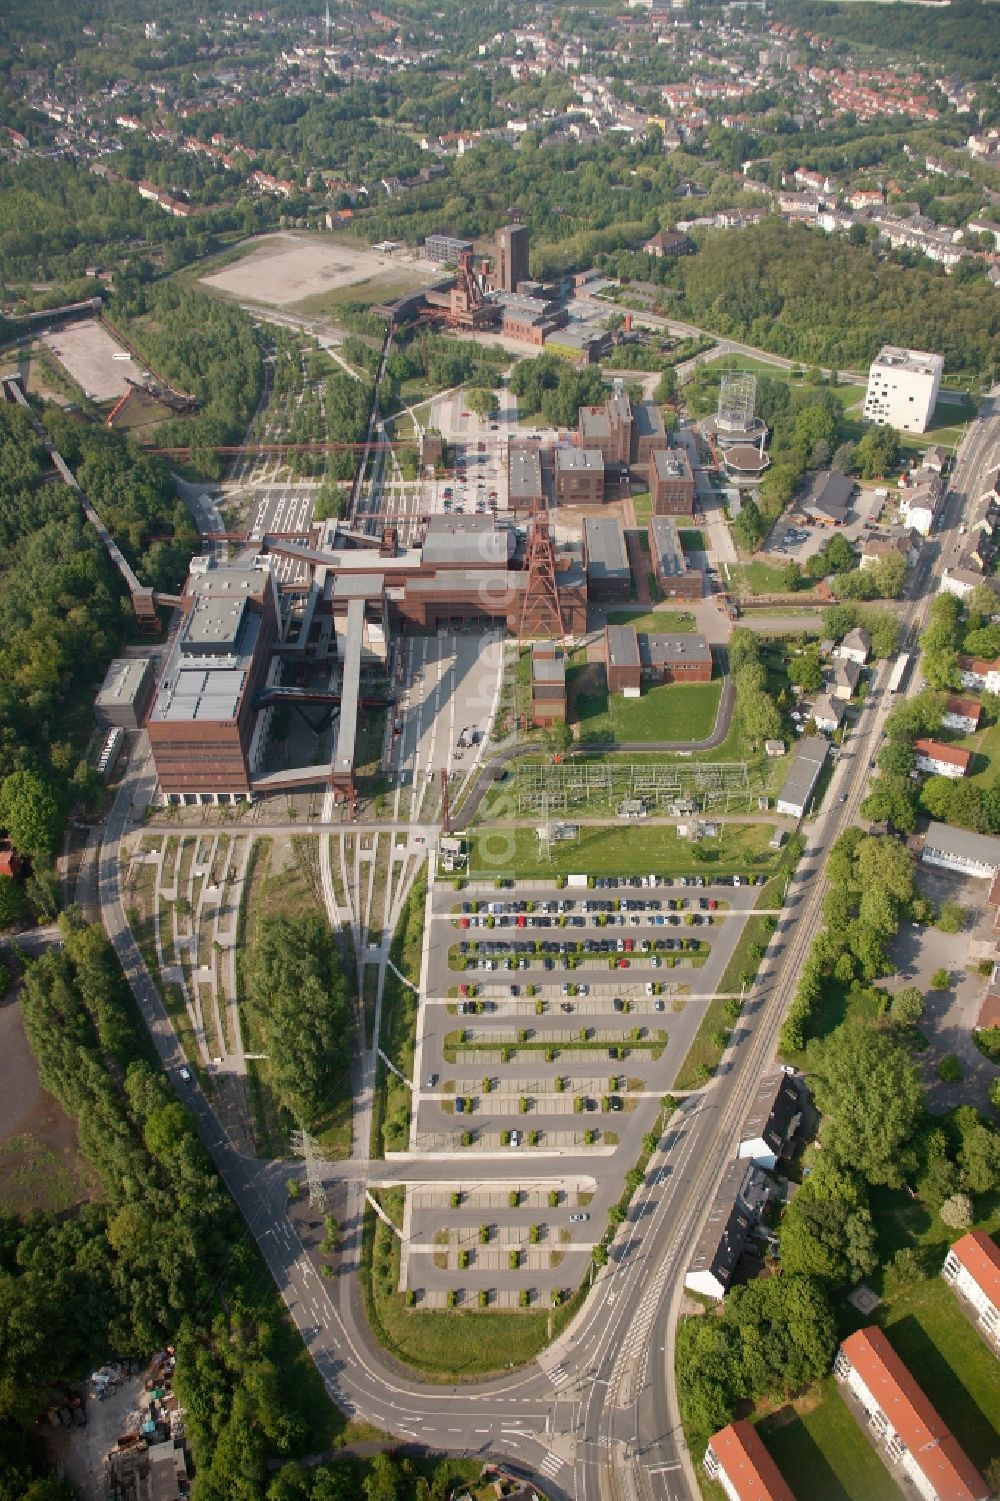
[
  {"xmin": 538, "ymin": 1451, "xmax": 566, "ymax": 1480},
  {"xmin": 548, "ymin": 1362, "xmax": 574, "ymax": 1391}
]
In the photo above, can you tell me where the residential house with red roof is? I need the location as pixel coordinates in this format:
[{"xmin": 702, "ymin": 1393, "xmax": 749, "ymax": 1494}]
[
  {"xmin": 942, "ymin": 1232, "xmax": 1000, "ymax": 1350},
  {"xmin": 834, "ymin": 1327, "xmax": 989, "ymax": 1501},
  {"xmin": 704, "ymin": 1420, "xmax": 796, "ymax": 1501}
]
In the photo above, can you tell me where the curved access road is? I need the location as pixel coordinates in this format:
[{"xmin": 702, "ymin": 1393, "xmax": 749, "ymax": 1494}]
[{"xmin": 457, "ymin": 666, "xmax": 734, "ymax": 826}]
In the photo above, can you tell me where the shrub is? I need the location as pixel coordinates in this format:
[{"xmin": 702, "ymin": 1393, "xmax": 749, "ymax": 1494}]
[
  {"xmin": 930, "ymin": 967, "xmax": 951, "ymax": 990},
  {"xmin": 500, "ymin": 1129, "xmax": 511, "ymax": 1146},
  {"xmin": 458, "ymin": 1249, "xmax": 469, "ymax": 1270},
  {"xmin": 548, "ymin": 1189, "xmax": 560, "ymax": 1208},
  {"xmin": 940, "ymin": 1192, "xmax": 973, "ymax": 1228},
  {"xmin": 478, "ymin": 1288, "xmax": 488, "ymax": 1308},
  {"xmin": 529, "ymin": 1224, "xmax": 540, "ymax": 1244},
  {"xmin": 519, "ymin": 1288, "xmax": 530, "ymax": 1308},
  {"xmin": 405, "ymin": 1289, "xmax": 416, "ymax": 1307},
  {"xmin": 479, "ymin": 1224, "xmax": 489, "ymax": 1244},
  {"xmin": 509, "ymin": 1249, "xmax": 520, "ymax": 1270},
  {"xmin": 447, "ymin": 1288, "xmax": 458, "ymax": 1308},
  {"xmin": 519, "ymin": 1095, "xmax": 529, "ymax": 1113},
  {"xmin": 936, "ymin": 900, "xmax": 966, "ymax": 933},
  {"xmin": 584, "ymin": 1129, "xmax": 595, "ymax": 1145},
  {"xmin": 937, "ymin": 1054, "xmax": 962, "ymax": 1082},
  {"xmin": 528, "ymin": 1129, "xmax": 539, "ymax": 1145},
  {"xmin": 509, "ymin": 1189, "xmax": 520, "ymax": 1208},
  {"xmin": 450, "ymin": 1190, "xmax": 461, "ymax": 1208},
  {"xmin": 461, "ymin": 1129, "xmax": 473, "ymax": 1146}
]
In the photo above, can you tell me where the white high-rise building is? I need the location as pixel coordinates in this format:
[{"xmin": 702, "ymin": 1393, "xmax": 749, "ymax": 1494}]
[{"xmin": 862, "ymin": 345, "xmax": 944, "ymax": 434}]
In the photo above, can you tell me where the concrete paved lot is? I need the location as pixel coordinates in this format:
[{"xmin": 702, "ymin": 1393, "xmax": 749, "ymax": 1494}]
[
  {"xmin": 200, "ymin": 231, "xmax": 428, "ymax": 308},
  {"xmin": 762, "ymin": 484, "xmax": 884, "ymax": 565},
  {"xmin": 41, "ymin": 319, "xmax": 147, "ymax": 401},
  {"xmin": 428, "ymin": 380, "xmax": 527, "ymax": 518},
  {"xmin": 886, "ymin": 865, "xmax": 1000, "ymax": 1113},
  {"xmin": 388, "ymin": 631, "xmax": 503, "ymax": 785}
]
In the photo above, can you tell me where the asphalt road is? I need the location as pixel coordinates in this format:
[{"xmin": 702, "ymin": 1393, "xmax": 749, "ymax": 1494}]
[{"xmin": 97, "ymin": 392, "xmax": 1000, "ymax": 1500}]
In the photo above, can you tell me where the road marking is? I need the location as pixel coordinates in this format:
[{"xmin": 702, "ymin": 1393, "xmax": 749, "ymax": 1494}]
[
  {"xmin": 647, "ymin": 1463, "xmax": 681, "ymax": 1474},
  {"xmin": 539, "ymin": 1452, "xmax": 566, "ymax": 1478}
]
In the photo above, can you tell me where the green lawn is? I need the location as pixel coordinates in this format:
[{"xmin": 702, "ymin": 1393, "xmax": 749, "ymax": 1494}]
[
  {"xmin": 571, "ymin": 666, "xmax": 723, "ymax": 744},
  {"xmin": 470, "ymin": 822, "xmax": 779, "ymax": 880},
  {"xmin": 632, "ymin": 489, "xmax": 653, "ymax": 525},
  {"xmin": 954, "ymin": 715, "xmax": 1000, "ymax": 784},
  {"xmin": 679, "ymin": 529, "xmax": 706, "ymax": 553},
  {"xmin": 605, "ymin": 608, "xmax": 697, "ymax": 632},
  {"xmin": 758, "ymin": 1378, "xmax": 899, "ymax": 1501},
  {"xmin": 879, "ymin": 1274, "xmax": 1000, "ymax": 1476},
  {"xmin": 611, "ymin": 680, "xmax": 723, "ymax": 742},
  {"xmin": 728, "ymin": 560, "xmax": 819, "ymax": 597}
]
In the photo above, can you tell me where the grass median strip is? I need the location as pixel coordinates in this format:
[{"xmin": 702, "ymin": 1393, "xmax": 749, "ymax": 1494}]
[
  {"xmin": 371, "ymin": 868, "xmax": 427, "ymax": 1157},
  {"xmin": 672, "ymin": 915, "xmax": 776, "ymax": 1089}
]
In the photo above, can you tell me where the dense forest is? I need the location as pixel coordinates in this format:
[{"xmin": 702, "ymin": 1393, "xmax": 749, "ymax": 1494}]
[
  {"xmin": 111, "ymin": 281, "xmax": 264, "ymax": 477},
  {"xmin": 0, "ymin": 406, "xmax": 124, "ymax": 824},
  {"xmin": 0, "ymin": 398, "xmax": 197, "ymax": 866},
  {"xmin": 773, "ymin": 0, "xmax": 1000, "ymax": 79},
  {"xmin": 243, "ymin": 914, "xmax": 349, "ymax": 1130},
  {"xmin": 0, "ymin": 917, "xmax": 353, "ymax": 1501},
  {"xmin": 674, "ymin": 221, "xmax": 1000, "ymax": 380}
]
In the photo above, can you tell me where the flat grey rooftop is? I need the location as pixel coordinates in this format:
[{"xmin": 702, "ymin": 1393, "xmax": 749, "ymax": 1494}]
[{"xmin": 584, "ymin": 514, "xmax": 629, "ymax": 581}]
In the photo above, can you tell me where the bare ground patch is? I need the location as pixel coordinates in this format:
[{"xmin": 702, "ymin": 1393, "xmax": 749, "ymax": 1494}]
[
  {"xmin": 199, "ymin": 231, "xmax": 428, "ymax": 309},
  {"xmin": 0, "ymin": 995, "xmax": 101, "ymax": 1215}
]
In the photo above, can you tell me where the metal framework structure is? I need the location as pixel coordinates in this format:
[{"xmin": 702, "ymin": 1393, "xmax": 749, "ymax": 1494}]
[
  {"xmin": 716, "ymin": 371, "xmax": 757, "ymax": 437},
  {"xmin": 513, "ymin": 761, "xmax": 752, "ymax": 814},
  {"xmin": 517, "ymin": 502, "xmax": 565, "ymax": 641},
  {"xmin": 290, "ymin": 1128, "xmax": 328, "ymax": 1213}
]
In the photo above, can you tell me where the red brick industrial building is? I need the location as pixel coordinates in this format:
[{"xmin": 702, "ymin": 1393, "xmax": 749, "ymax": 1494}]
[
  {"xmin": 530, "ymin": 642, "xmax": 567, "ymax": 725},
  {"xmin": 604, "ymin": 623, "xmax": 712, "ymax": 692},
  {"xmin": 650, "ymin": 447, "xmax": 696, "ymax": 515},
  {"xmin": 145, "ymin": 557, "xmax": 280, "ymax": 799}
]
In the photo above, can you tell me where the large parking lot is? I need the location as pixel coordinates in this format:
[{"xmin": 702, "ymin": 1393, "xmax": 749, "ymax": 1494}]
[{"xmin": 396, "ymin": 871, "xmax": 761, "ymax": 1302}]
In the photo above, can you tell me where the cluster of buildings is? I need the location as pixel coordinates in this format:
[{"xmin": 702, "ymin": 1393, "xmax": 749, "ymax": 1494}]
[
  {"xmin": 94, "ymin": 506, "xmax": 596, "ymax": 806},
  {"xmin": 939, "ymin": 469, "xmax": 1000, "ymax": 601},
  {"xmin": 502, "ymin": 385, "xmax": 694, "ymax": 513},
  {"xmin": 691, "ymin": 1067, "xmax": 999, "ymax": 1501}
]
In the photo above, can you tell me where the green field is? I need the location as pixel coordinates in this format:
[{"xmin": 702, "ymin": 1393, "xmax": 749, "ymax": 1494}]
[
  {"xmin": 726, "ymin": 559, "xmax": 819, "ymax": 597},
  {"xmin": 612, "ymin": 680, "xmax": 723, "ymax": 742},
  {"xmin": 605, "ymin": 608, "xmax": 697, "ymax": 632},
  {"xmin": 470, "ymin": 821, "xmax": 778, "ymax": 880},
  {"xmin": 880, "ymin": 1274, "xmax": 1000, "ymax": 1475},
  {"xmin": 572, "ymin": 667, "xmax": 723, "ymax": 745},
  {"xmin": 758, "ymin": 1378, "xmax": 899, "ymax": 1501},
  {"xmin": 954, "ymin": 716, "xmax": 1000, "ymax": 783},
  {"xmin": 291, "ymin": 272, "xmax": 426, "ymax": 316},
  {"xmin": 632, "ymin": 489, "xmax": 653, "ymax": 525}
]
